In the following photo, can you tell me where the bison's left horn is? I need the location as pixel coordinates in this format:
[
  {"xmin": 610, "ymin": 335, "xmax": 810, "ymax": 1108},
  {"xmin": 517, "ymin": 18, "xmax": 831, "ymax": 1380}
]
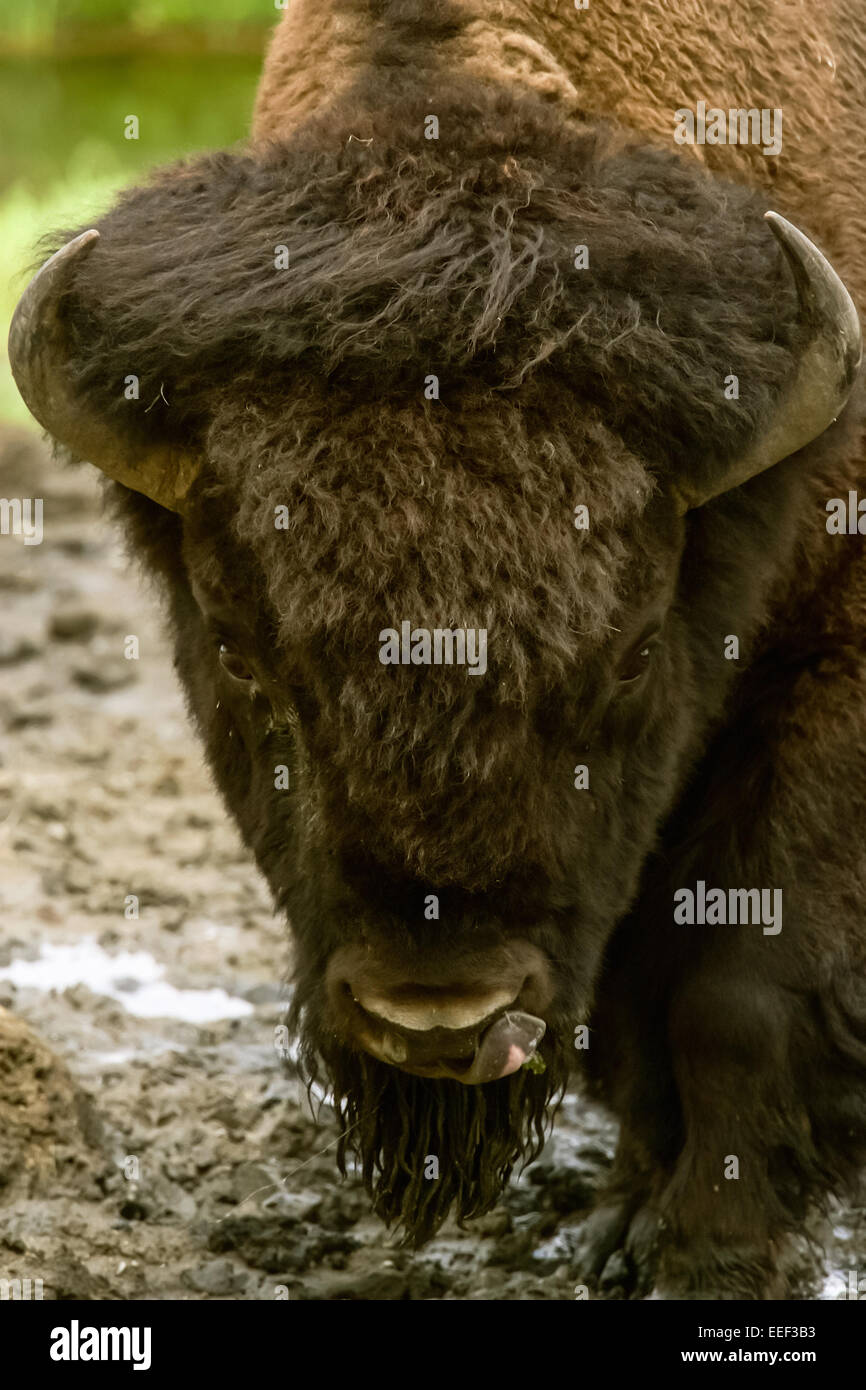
[
  {"xmin": 677, "ymin": 212, "xmax": 862, "ymax": 512},
  {"xmin": 8, "ymin": 229, "xmax": 201, "ymax": 514}
]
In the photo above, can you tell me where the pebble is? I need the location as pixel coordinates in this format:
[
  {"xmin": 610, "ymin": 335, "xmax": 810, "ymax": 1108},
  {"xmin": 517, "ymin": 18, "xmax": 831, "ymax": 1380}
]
[
  {"xmin": 72, "ymin": 661, "xmax": 137, "ymax": 693},
  {"xmin": 185, "ymin": 1259, "xmax": 248, "ymax": 1295},
  {"xmin": 260, "ymin": 1189, "xmax": 323, "ymax": 1224},
  {"xmin": 0, "ymin": 634, "xmax": 40, "ymax": 666},
  {"xmin": 49, "ymin": 608, "xmax": 101, "ymax": 643}
]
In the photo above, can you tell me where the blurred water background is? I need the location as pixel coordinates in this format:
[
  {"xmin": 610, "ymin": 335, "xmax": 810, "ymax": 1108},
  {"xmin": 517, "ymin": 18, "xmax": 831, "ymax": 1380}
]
[{"xmin": 0, "ymin": 0, "xmax": 271, "ymax": 422}]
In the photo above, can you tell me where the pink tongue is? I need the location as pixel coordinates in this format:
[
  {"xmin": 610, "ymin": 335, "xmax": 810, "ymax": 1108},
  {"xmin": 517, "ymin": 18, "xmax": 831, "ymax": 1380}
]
[
  {"xmin": 499, "ymin": 1044, "xmax": 528, "ymax": 1079},
  {"xmin": 467, "ymin": 1012, "xmax": 546, "ymax": 1084}
]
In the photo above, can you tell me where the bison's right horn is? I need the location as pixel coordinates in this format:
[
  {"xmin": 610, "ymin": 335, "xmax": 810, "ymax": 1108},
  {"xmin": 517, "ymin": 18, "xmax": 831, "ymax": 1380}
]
[
  {"xmin": 7, "ymin": 229, "xmax": 201, "ymax": 514},
  {"xmin": 675, "ymin": 211, "xmax": 862, "ymax": 512}
]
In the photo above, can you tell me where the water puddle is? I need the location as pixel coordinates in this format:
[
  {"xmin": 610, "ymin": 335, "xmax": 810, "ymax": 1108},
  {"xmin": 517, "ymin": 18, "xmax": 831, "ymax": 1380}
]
[{"xmin": 0, "ymin": 937, "xmax": 253, "ymax": 1022}]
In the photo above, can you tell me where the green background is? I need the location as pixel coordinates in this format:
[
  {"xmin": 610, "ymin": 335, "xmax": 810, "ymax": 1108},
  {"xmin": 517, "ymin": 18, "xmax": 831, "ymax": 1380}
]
[{"xmin": 0, "ymin": 0, "xmax": 272, "ymax": 422}]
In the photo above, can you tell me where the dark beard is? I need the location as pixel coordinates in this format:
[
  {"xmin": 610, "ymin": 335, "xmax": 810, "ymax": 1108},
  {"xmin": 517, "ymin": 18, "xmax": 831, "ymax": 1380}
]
[{"xmin": 293, "ymin": 1004, "xmax": 570, "ymax": 1246}]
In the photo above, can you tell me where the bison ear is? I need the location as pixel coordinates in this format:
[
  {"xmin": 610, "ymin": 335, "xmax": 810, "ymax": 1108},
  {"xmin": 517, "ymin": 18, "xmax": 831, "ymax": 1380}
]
[
  {"xmin": 673, "ymin": 213, "xmax": 862, "ymax": 513},
  {"xmin": 7, "ymin": 229, "xmax": 202, "ymax": 515}
]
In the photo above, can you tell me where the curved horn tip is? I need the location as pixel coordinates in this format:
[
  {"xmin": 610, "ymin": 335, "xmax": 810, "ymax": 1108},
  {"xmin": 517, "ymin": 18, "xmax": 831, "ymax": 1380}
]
[
  {"xmin": 763, "ymin": 209, "xmax": 862, "ymax": 381},
  {"xmin": 7, "ymin": 226, "xmax": 198, "ymax": 516},
  {"xmin": 677, "ymin": 213, "xmax": 863, "ymax": 514},
  {"xmin": 16, "ymin": 228, "xmax": 101, "ymax": 312},
  {"xmin": 48, "ymin": 226, "xmax": 101, "ymax": 263},
  {"xmin": 8, "ymin": 229, "xmax": 102, "ymax": 386},
  {"xmin": 42, "ymin": 226, "xmax": 101, "ymax": 273}
]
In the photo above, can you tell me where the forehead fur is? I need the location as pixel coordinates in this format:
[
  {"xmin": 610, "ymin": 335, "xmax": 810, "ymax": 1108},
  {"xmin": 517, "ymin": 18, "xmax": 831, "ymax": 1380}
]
[
  {"xmin": 205, "ymin": 379, "xmax": 654, "ymax": 662},
  {"xmin": 194, "ymin": 380, "xmax": 658, "ymax": 885}
]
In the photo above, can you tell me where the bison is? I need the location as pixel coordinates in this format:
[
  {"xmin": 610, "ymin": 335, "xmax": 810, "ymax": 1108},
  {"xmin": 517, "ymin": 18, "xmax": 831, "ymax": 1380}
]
[{"xmin": 8, "ymin": 0, "xmax": 866, "ymax": 1299}]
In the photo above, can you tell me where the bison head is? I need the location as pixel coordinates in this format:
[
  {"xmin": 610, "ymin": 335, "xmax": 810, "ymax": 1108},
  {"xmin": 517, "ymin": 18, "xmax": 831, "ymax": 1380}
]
[{"xmin": 9, "ymin": 100, "xmax": 860, "ymax": 1241}]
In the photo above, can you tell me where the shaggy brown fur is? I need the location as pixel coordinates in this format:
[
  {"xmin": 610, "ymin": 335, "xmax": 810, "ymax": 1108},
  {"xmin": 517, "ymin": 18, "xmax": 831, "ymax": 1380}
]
[
  {"xmin": 254, "ymin": 1, "xmax": 866, "ymax": 301},
  {"xmin": 28, "ymin": 1, "xmax": 866, "ymax": 1295}
]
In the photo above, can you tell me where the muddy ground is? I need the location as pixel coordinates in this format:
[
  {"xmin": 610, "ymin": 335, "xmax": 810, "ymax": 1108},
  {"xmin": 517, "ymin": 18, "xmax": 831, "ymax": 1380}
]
[{"xmin": 0, "ymin": 425, "xmax": 863, "ymax": 1301}]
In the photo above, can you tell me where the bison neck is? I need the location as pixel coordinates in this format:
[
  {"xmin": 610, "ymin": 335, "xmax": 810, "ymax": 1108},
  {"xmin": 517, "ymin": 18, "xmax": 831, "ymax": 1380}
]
[
  {"xmin": 251, "ymin": 1, "xmax": 581, "ymax": 144},
  {"xmin": 251, "ymin": 2, "xmax": 864, "ymax": 307}
]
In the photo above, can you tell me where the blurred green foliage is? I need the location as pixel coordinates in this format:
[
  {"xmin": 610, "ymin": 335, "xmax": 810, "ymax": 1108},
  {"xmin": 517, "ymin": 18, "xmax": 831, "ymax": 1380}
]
[
  {"xmin": 0, "ymin": 8, "xmax": 268, "ymax": 420},
  {"xmin": 1, "ymin": 0, "xmax": 272, "ymax": 45}
]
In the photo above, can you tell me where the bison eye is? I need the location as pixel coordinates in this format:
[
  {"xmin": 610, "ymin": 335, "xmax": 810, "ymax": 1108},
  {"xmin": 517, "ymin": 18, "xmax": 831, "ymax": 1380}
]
[
  {"xmin": 617, "ymin": 629, "xmax": 660, "ymax": 685},
  {"xmin": 218, "ymin": 643, "xmax": 254, "ymax": 683}
]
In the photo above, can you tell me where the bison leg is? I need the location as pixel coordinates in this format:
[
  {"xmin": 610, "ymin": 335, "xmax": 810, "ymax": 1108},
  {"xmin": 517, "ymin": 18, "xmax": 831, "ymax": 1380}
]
[
  {"xmin": 648, "ymin": 966, "xmax": 805, "ymax": 1299},
  {"xmin": 572, "ymin": 1127, "xmax": 668, "ymax": 1295},
  {"xmin": 573, "ymin": 947, "xmax": 686, "ymax": 1295}
]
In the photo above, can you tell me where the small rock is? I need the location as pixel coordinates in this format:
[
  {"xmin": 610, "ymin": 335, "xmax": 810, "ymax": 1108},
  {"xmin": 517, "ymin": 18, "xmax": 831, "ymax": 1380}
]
[
  {"xmin": 64, "ymin": 865, "xmax": 91, "ymax": 894},
  {"xmin": 152, "ymin": 774, "xmax": 181, "ymax": 796},
  {"xmin": 475, "ymin": 1209, "xmax": 511, "ymax": 1239},
  {"xmin": 111, "ymin": 976, "xmax": 141, "ymax": 994},
  {"xmin": 118, "ymin": 1198, "xmax": 149, "ymax": 1221},
  {"xmin": 230, "ymin": 1162, "xmax": 276, "ymax": 1204},
  {"xmin": 184, "ymin": 1259, "xmax": 248, "ymax": 1296},
  {"xmin": 0, "ymin": 573, "xmax": 38, "ymax": 593},
  {"xmin": 0, "ymin": 634, "xmax": 39, "ymax": 666},
  {"xmin": 243, "ymin": 982, "xmax": 283, "ymax": 1006},
  {"xmin": 49, "ymin": 608, "xmax": 101, "ymax": 643},
  {"xmin": 261, "ymin": 1188, "xmax": 323, "ymax": 1224},
  {"xmin": 73, "ymin": 660, "xmax": 137, "ymax": 694},
  {"xmin": 0, "ymin": 939, "xmax": 40, "ymax": 966},
  {"xmin": 7, "ymin": 706, "xmax": 54, "ymax": 731}
]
